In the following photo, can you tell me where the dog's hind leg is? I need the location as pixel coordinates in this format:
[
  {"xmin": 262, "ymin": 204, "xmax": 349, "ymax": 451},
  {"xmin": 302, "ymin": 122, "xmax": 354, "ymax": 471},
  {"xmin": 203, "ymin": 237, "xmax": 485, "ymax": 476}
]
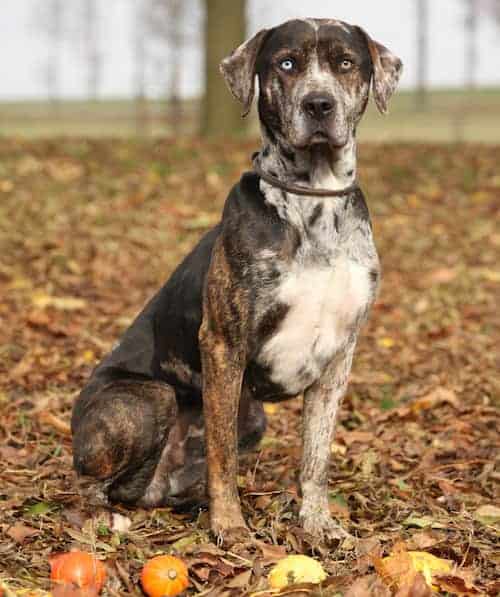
[
  {"xmin": 238, "ymin": 386, "xmax": 267, "ymax": 452},
  {"xmin": 71, "ymin": 378, "xmax": 177, "ymax": 506}
]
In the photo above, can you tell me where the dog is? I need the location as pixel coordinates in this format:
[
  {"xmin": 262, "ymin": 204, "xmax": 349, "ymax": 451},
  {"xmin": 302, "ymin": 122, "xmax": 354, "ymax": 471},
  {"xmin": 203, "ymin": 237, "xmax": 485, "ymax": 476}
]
[{"xmin": 71, "ymin": 18, "xmax": 402, "ymax": 542}]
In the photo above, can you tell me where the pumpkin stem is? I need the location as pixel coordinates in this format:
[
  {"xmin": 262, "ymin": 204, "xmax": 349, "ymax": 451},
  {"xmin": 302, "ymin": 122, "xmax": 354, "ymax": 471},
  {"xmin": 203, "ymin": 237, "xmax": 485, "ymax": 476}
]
[{"xmin": 167, "ymin": 569, "xmax": 178, "ymax": 580}]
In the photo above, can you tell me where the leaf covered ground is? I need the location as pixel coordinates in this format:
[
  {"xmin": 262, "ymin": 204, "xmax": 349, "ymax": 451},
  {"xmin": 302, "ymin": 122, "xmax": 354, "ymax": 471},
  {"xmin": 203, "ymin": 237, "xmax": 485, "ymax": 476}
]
[{"xmin": 0, "ymin": 139, "xmax": 498, "ymax": 596}]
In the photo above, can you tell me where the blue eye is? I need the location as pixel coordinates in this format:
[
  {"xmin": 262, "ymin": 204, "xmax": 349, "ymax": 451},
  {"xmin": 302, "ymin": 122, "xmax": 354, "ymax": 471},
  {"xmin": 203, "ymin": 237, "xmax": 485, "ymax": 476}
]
[{"xmin": 280, "ymin": 58, "xmax": 295, "ymax": 71}]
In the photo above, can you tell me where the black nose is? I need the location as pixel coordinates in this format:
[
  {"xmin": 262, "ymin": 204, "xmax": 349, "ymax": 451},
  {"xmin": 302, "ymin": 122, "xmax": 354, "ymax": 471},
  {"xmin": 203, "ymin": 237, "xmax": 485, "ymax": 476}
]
[{"xmin": 302, "ymin": 93, "xmax": 335, "ymax": 120}]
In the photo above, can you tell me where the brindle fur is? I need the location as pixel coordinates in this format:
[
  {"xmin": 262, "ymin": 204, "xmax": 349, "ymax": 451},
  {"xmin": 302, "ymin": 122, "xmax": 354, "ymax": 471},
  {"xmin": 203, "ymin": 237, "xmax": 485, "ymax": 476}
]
[{"xmin": 71, "ymin": 17, "xmax": 402, "ymax": 543}]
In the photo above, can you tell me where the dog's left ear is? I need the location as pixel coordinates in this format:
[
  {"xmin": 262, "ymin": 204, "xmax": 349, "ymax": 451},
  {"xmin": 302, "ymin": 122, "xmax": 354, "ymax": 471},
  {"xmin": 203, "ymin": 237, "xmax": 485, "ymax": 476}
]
[
  {"xmin": 358, "ymin": 27, "xmax": 403, "ymax": 114},
  {"xmin": 220, "ymin": 29, "xmax": 270, "ymax": 117}
]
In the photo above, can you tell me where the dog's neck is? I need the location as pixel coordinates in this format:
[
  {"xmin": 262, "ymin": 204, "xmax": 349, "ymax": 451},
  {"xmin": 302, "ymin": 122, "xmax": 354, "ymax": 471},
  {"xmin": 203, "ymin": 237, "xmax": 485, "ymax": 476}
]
[{"xmin": 255, "ymin": 130, "xmax": 357, "ymax": 192}]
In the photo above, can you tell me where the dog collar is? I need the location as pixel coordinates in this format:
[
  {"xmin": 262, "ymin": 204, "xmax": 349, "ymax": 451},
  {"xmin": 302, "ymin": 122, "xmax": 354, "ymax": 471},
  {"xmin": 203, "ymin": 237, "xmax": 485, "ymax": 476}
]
[{"xmin": 252, "ymin": 159, "xmax": 359, "ymax": 198}]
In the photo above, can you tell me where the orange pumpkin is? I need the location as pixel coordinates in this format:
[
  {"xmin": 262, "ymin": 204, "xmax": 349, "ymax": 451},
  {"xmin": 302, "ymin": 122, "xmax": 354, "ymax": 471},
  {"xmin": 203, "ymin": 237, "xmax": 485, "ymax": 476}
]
[
  {"xmin": 141, "ymin": 555, "xmax": 189, "ymax": 597},
  {"xmin": 50, "ymin": 551, "xmax": 106, "ymax": 592}
]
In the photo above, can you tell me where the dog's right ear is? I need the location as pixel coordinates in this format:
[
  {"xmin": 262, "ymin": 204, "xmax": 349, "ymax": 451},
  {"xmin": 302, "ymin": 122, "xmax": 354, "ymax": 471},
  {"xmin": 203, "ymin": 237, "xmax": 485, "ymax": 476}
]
[{"xmin": 220, "ymin": 29, "xmax": 270, "ymax": 117}]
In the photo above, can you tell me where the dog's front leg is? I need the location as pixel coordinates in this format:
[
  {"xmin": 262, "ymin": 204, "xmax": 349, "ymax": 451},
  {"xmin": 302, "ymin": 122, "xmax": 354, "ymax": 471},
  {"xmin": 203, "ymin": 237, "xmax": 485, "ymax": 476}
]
[
  {"xmin": 299, "ymin": 341, "xmax": 356, "ymax": 543},
  {"xmin": 199, "ymin": 237, "xmax": 248, "ymax": 539},
  {"xmin": 200, "ymin": 332, "xmax": 246, "ymax": 536}
]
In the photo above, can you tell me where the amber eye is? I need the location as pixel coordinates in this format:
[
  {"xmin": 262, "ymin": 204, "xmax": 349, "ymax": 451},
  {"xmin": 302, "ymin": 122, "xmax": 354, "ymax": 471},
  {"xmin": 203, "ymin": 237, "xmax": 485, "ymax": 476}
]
[
  {"xmin": 339, "ymin": 58, "xmax": 354, "ymax": 72},
  {"xmin": 279, "ymin": 58, "xmax": 295, "ymax": 72}
]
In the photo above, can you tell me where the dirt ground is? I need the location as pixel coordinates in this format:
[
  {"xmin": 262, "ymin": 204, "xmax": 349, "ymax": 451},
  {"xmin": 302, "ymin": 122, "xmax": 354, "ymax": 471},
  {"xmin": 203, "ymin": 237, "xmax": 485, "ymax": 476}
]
[{"xmin": 0, "ymin": 139, "xmax": 498, "ymax": 596}]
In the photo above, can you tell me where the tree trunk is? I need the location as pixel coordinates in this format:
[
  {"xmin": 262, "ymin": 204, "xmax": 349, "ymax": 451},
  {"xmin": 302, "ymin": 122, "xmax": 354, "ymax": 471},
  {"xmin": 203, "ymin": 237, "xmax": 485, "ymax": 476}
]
[
  {"xmin": 47, "ymin": 0, "xmax": 63, "ymax": 113},
  {"xmin": 201, "ymin": 0, "xmax": 246, "ymax": 137},
  {"xmin": 134, "ymin": 0, "xmax": 149, "ymax": 136},
  {"xmin": 416, "ymin": 0, "xmax": 428, "ymax": 111},
  {"xmin": 465, "ymin": 0, "xmax": 478, "ymax": 89},
  {"xmin": 167, "ymin": 0, "xmax": 183, "ymax": 136},
  {"xmin": 84, "ymin": 0, "xmax": 100, "ymax": 100}
]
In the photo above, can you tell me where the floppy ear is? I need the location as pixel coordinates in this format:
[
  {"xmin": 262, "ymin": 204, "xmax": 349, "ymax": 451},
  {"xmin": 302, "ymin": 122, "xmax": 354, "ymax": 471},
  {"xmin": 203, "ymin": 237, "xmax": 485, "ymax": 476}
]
[
  {"xmin": 358, "ymin": 27, "xmax": 403, "ymax": 114},
  {"xmin": 219, "ymin": 29, "xmax": 270, "ymax": 117}
]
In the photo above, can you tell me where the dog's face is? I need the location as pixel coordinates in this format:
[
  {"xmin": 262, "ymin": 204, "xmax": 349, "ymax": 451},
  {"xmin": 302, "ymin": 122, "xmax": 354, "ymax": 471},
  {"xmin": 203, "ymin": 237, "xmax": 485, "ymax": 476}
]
[{"xmin": 221, "ymin": 18, "xmax": 402, "ymax": 150}]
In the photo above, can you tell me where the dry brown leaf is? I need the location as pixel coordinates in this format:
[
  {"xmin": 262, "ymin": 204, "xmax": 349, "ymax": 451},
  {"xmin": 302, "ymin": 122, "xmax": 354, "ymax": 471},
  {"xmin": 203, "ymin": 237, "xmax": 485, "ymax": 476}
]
[
  {"xmin": 374, "ymin": 547, "xmax": 452, "ymax": 592},
  {"xmin": 31, "ymin": 293, "xmax": 87, "ymax": 311},
  {"xmin": 340, "ymin": 430, "xmax": 375, "ymax": 446},
  {"xmin": 426, "ymin": 268, "xmax": 458, "ymax": 284},
  {"xmin": 407, "ymin": 531, "xmax": 441, "ymax": 550},
  {"xmin": 38, "ymin": 412, "xmax": 71, "ymax": 435},
  {"xmin": 411, "ymin": 387, "xmax": 458, "ymax": 414},
  {"xmin": 433, "ymin": 573, "xmax": 481, "ymax": 595},
  {"xmin": 254, "ymin": 540, "xmax": 287, "ymax": 565},
  {"xmin": 344, "ymin": 574, "xmax": 391, "ymax": 597},
  {"xmin": 473, "ymin": 504, "xmax": 500, "ymax": 526},
  {"xmin": 225, "ymin": 569, "xmax": 252, "ymax": 588},
  {"xmin": 6, "ymin": 522, "xmax": 39, "ymax": 543},
  {"xmin": 394, "ymin": 573, "xmax": 432, "ymax": 597}
]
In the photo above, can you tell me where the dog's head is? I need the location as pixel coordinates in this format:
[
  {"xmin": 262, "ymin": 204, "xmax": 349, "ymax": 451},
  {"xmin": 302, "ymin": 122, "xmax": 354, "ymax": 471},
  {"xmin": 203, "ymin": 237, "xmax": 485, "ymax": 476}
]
[{"xmin": 220, "ymin": 18, "xmax": 402, "ymax": 150}]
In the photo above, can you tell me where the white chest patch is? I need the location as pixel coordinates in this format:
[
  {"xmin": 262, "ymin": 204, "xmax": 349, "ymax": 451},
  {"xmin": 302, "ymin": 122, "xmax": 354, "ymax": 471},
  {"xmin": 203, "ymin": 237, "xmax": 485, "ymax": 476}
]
[{"xmin": 257, "ymin": 257, "xmax": 372, "ymax": 395}]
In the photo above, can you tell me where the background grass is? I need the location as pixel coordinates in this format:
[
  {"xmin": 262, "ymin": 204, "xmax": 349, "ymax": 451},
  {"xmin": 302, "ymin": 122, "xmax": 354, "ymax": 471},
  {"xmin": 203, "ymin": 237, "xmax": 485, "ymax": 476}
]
[{"xmin": 1, "ymin": 88, "xmax": 499, "ymax": 142}]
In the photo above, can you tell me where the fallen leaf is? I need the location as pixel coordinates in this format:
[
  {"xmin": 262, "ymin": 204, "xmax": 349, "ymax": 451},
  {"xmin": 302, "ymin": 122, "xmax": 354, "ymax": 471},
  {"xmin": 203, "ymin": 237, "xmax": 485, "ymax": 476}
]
[
  {"xmin": 38, "ymin": 412, "xmax": 71, "ymax": 435},
  {"xmin": 411, "ymin": 388, "xmax": 458, "ymax": 414},
  {"xmin": 32, "ymin": 293, "xmax": 87, "ymax": 311},
  {"xmin": 427, "ymin": 268, "xmax": 458, "ymax": 284},
  {"xmin": 402, "ymin": 515, "xmax": 446, "ymax": 529},
  {"xmin": 378, "ymin": 337, "xmax": 395, "ymax": 348},
  {"xmin": 111, "ymin": 513, "xmax": 131, "ymax": 533},
  {"xmin": 374, "ymin": 548, "xmax": 452, "ymax": 592},
  {"xmin": 254, "ymin": 540, "xmax": 287, "ymax": 565},
  {"xmin": 225, "ymin": 569, "xmax": 252, "ymax": 588},
  {"xmin": 407, "ymin": 531, "xmax": 441, "ymax": 550},
  {"xmin": 170, "ymin": 532, "xmax": 201, "ymax": 553},
  {"xmin": 344, "ymin": 574, "xmax": 391, "ymax": 597},
  {"xmin": 395, "ymin": 573, "xmax": 432, "ymax": 597},
  {"xmin": 0, "ymin": 179, "xmax": 14, "ymax": 192},
  {"xmin": 6, "ymin": 522, "xmax": 39, "ymax": 543},
  {"xmin": 477, "ymin": 268, "xmax": 500, "ymax": 282},
  {"xmin": 181, "ymin": 212, "xmax": 218, "ymax": 230},
  {"xmin": 27, "ymin": 501, "xmax": 54, "ymax": 517},
  {"xmin": 433, "ymin": 573, "xmax": 481, "ymax": 595},
  {"xmin": 472, "ymin": 504, "xmax": 500, "ymax": 526}
]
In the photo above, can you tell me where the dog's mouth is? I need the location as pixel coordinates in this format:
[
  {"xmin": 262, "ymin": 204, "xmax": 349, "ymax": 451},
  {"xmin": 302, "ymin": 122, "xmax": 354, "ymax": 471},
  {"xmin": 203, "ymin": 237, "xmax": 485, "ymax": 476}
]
[
  {"xmin": 295, "ymin": 129, "xmax": 348, "ymax": 150},
  {"xmin": 310, "ymin": 131, "xmax": 330, "ymax": 144}
]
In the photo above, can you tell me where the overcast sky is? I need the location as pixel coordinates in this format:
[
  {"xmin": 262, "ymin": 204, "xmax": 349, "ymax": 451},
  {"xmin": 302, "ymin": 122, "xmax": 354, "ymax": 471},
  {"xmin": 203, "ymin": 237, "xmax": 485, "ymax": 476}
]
[{"xmin": 1, "ymin": 0, "xmax": 500, "ymax": 100}]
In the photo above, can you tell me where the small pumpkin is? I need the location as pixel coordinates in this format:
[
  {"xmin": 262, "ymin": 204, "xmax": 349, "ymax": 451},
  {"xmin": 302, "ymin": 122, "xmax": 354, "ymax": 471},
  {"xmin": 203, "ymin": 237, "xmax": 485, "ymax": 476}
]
[
  {"xmin": 141, "ymin": 555, "xmax": 189, "ymax": 597},
  {"xmin": 50, "ymin": 551, "xmax": 106, "ymax": 592},
  {"xmin": 268, "ymin": 555, "xmax": 327, "ymax": 589}
]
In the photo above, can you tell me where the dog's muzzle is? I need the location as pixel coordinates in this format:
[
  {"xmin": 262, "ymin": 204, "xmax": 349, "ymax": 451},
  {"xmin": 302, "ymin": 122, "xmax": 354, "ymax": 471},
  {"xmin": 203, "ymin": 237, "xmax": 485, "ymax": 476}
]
[{"xmin": 301, "ymin": 92, "xmax": 336, "ymax": 121}]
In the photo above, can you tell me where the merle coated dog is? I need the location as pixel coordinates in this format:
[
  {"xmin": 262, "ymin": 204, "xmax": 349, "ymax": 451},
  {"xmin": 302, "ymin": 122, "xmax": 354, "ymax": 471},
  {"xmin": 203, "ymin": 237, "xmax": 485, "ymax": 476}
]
[{"xmin": 72, "ymin": 18, "xmax": 402, "ymax": 542}]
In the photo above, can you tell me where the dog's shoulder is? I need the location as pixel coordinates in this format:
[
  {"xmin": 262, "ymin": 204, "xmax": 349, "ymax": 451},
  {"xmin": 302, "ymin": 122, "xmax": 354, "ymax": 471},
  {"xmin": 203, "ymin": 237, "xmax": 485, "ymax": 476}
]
[
  {"xmin": 222, "ymin": 171, "xmax": 276, "ymax": 221},
  {"xmin": 220, "ymin": 172, "xmax": 289, "ymax": 266}
]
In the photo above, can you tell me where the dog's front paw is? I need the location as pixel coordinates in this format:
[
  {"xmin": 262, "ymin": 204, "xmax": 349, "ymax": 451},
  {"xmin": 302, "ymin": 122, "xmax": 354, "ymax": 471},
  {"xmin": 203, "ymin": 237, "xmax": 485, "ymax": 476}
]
[
  {"xmin": 299, "ymin": 503, "xmax": 350, "ymax": 544},
  {"xmin": 210, "ymin": 502, "xmax": 249, "ymax": 546}
]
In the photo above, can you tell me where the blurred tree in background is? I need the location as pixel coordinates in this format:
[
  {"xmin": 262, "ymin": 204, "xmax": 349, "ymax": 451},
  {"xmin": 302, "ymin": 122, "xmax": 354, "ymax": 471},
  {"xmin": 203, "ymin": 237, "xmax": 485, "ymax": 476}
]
[
  {"xmin": 415, "ymin": 0, "xmax": 429, "ymax": 110},
  {"xmin": 202, "ymin": 0, "xmax": 247, "ymax": 136},
  {"xmin": 464, "ymin": 0, "xmax": 479, "ymax": 89},
  {"xmin": 480, "ymin": 0, "xmax": 500, "ymax": 23},
  {"xmin": 82, "ymin": 0, "xmax": 101, "ymax": 99},
  {"xmin": 146, "ymin": 0, "xmax": 193, "ymax": 134},
  {"xmin": 34, "ymin": 0, "xmax": 64, "ymax": 107}
]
